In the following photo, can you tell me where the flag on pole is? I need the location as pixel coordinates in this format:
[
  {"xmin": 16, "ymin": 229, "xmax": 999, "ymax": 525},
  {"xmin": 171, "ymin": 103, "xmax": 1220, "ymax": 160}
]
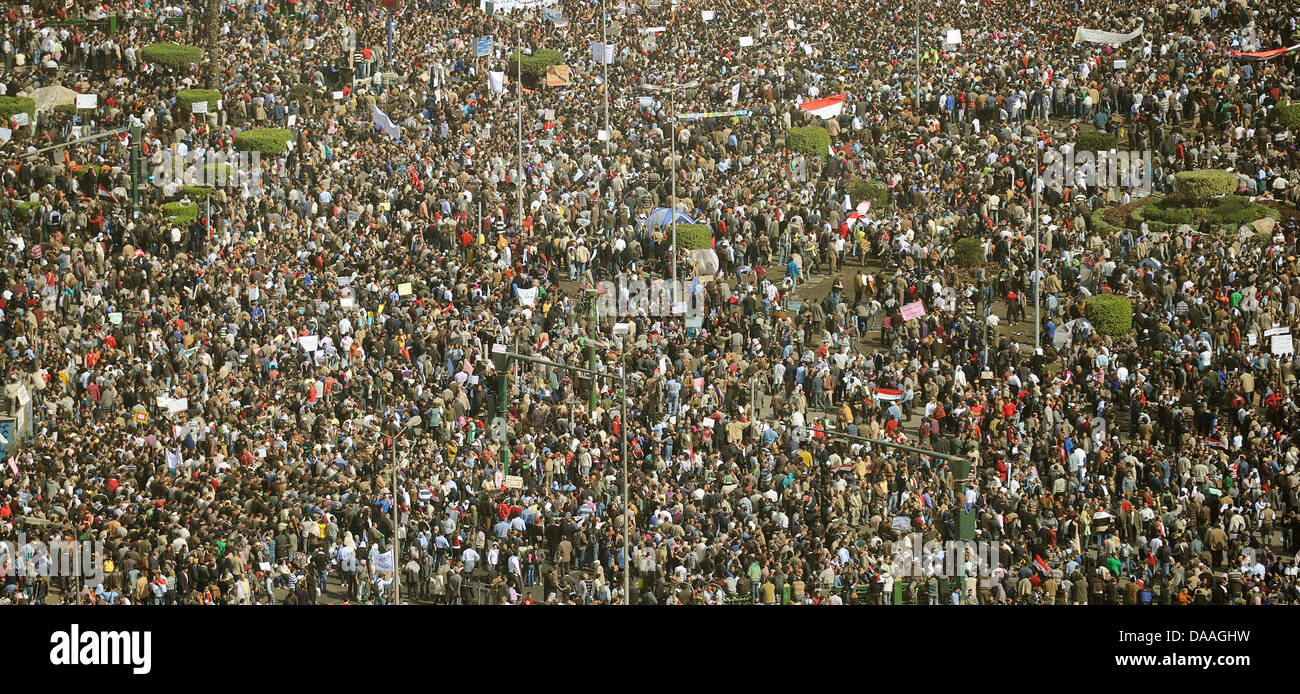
[
  {"xmin": 372, "ymin": 105, "xmax": 401, "ymax": 141},
  {"xmin": 873, "ymin": 387, "xmax": 904, "ymax": 401},
  {"xmin": 1034, "ymin": 555, "xmax": 1052, "ymax": 576},
  {"xmin": 798, "ymin": 93, "xmax": 846, "ymax": 119},
  {"xmin": 488, "ymin": 71, "xmax": 506, "ymax": 93},
  {"xmin": 97, "ymin": 184, "xmax": 119, "ymax": 204}
]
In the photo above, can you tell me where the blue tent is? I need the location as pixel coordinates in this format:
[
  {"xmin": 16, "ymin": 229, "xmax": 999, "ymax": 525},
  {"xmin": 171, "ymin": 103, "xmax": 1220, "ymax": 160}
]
[{"xmin": 645, "ymin": 207, "xmax": 696, "ymax": 230}]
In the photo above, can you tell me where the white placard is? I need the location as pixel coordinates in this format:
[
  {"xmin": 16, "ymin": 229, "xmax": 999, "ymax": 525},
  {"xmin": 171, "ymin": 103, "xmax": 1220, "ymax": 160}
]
[
  {"xmin": 340, "ymin": 296, "xmax": 355, "ymax": 308},
  {"xmin": 299, "ymin": 335, "xmax": 320, "ymax": 352},
  {"xmin": 739, "ymin": 35, "xmax": 754, "ymax": 47},
  {"xmin": 191, "ymin": 99, "xmax": 208, "ymax": 114},
  {"xmin": 1113, "ymin": 59, "xmax": 1127, "ymax": 69},
  {"xmin": 332, "ymin": 90, "xmax": 345, "ymax": 100},
  {"xmin": 702, "ymin": 10, "xmax": 715, "ymax": 20},
  {"xmin": 946, "ymin": 29, "xmax": 962, "ymax": 44},
  {"xmin": 288, "ymin": 114, "xmax": 297, "ymax": 127},
  {"xmin": 598, "ymin": 129, "xmax": 610, "ymax": 141},
  {"xmin": 1264, "ymin": 327, "xmax": 1290, "ymax": 337},
  {"xmin": 0, "ymin": 128, "xmax": 10, "ymax": 143},
  {"xmin": 75, "ymin": 93, "xmax": 98, "ymax": 109},
  {"xmin": 12, "ymin": 112, "xmax": 29, "ymax": 126},
  {"xmin": 1271, "ymin": 334, "xmax": 1294, "ymax": 356}
]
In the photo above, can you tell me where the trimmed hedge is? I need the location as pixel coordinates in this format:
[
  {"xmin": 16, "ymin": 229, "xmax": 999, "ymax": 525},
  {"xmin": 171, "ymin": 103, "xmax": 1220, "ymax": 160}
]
[
  {"xmin": 178, "ymin": 88, "xmax": 220, "ymax": 114},
  {"xmin": 0, "ymin": 96, "xmax": 36, "ymax": 125},
  {"xmin": 142, "ymin": 43, "xmax": 202, "ymax": 70},
  {"xmin": 200, "ymin": 161, "xmax": 236, "ymax": 186},
  {"xmin": 1130, "ymin": 195, "xmax": 1279, "ymax": 233},
  {"xmin": 182, "ymin": 185, "xmax": 216, "ymax": 199},
  {"xmin": 1173, "ymin": 169, "xmax": 1235, "ymax": 204},
  {"xmin": 234, "ymin": 128, "xmax": 294, "ymax": 154},
  {"xmin": 507, "ymin": 49, "xmax": 563, "ymax": 83},
  {"xmin": 953, "ymin": 237, "xmax": 985, "ymax": 267},
  {"xmin": 675, "ymin": 223, "xmax": 713, "ymax": 250},
  {"xmin": 1278, "ymin": 102, "xmax": 1300, "ymax": 129},
  {"xmin": 788, "ymin": 125, "xmax": 830, "ymax": 161},
  {"xmin": 1085, "ymin": 294, "xmax": 1133, "ymax": 336},
  {"xmin": 289, "ymin": 83, "xmax": 316, "ymax": 103},
  {"xmin": 849, "ymin": 178, "xmax": 888, "ymax": 213},
  {"xmin": 1075, "ymin": 128, "xmax": 1117, "ymax": 152},
  {"xmin": 1090, "ymin": 207, "xmax": 1124, "ymax": 236},
  {"xmin": 14, "ymin": 200, "xmax": 41, "ymax": 221},
  {"xmin": 163, "ymin": 202, "xmax": 198, "ymax": 226}
]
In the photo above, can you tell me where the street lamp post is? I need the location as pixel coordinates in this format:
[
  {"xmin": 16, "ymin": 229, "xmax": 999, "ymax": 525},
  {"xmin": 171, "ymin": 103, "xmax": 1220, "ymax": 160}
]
[
  {"xmin": 602, "ymin": 0, "xmax": 611, "ymax": 156},
  {"xmin": 497, "ymin": 348, "xmax": 631, "ymax": 604},
  {"xmin": 516, "ymin": 21, "xmax": 525, "ymax": 228},
  {"xmin": 1033, "ymin": 147, "xmax": 1042, "ymax": 352},
  {"xmin": 640, "ymin": 80, "xmax": 698, "ymax": 305}
]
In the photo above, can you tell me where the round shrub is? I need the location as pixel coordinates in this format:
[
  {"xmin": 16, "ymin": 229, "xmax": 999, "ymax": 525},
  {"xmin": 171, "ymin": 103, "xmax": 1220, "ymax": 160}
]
[
  {"xmin": 1090, "ymin": 207, "xmax": 1124, "ymax": 235},
  {"xmin": 1174, "ymin": 169, "xmax": 1236, "ymax": 205},
  {"xmin": 289, "ymin": 83, "xmax": 316, "ymax": 103},
  {"xmin": 508, "ymin": 49, "xmax": 563, "ymax": 84},
  {"xmin": 787, "ymin": 125, "xmax": 830, "ymax": 161},
  {"xmin": 1085, "ymin": 294, "xmax": 1133, "ymax": 336},
  {"xmin": 849, "ymin": 178, "xmax": 888, "ymax": 213},
  {"xmin": 14, "ymin": 200, "xmax": 41, "ymax": 221},
  {"xmin": 674, "ymin": 223, "xmax": 713, "ymax": 250},
  {"xmin": 0, "ymin": 96, "xmax": 36, "ymax": 125},
  {"xmin": 163, "ymin": 202, "xmax": 198, "ymax": 226},
  {"xmin": 1277, "ymin": 102, "xmax": 1300, "ymax": 129},
  {"xmin": 953, "ymin": 237, "xmax": 985, "ymax": 268},
  {"xmin": 1075, "ymin": 128, "xmax": 1117, "ymax": 152},
  {"xmin": 234, "ymin": 128, "xmax": 294, "ymax": 154},
  {"xmin": 141, "ymin": 43, "xmax": 202, "ymax": 70},
  {"xmin": 182, "ymin": 185, "xmax": 216, "ymax": 199},
  {"xmin": 178, "ymin": 88, "xmax": 220, "ymax": 114}
]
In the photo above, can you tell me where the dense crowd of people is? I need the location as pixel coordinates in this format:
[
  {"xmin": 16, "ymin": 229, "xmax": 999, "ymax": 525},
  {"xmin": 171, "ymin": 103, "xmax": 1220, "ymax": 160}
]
[{"xmin": 1, "ymin": 0, "xmax": 1299, "ymax": 605}]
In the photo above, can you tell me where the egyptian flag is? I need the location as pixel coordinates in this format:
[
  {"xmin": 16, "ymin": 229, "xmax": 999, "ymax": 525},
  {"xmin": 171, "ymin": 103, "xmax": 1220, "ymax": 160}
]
[
  {"xmin": 873, "ymin": 387, "xmax": 903, "ymax": 401},
  {"xmin": 97, "ymin": 184, "xmax": 119, "ymax": 204},
  {"xmin": 1230, "ymin": 44, "xmax": 1300, "ymax": 60},
  {"xmin": 1034, "ymin": 555, "xmax": 1051, "ymax": 576},
  {"xmin": 830, "ymin": 462, "xmax": 852, "ymax": 473},
  {"xmin": 797, "ymin": 93, "xmax": 846, "ymax": 120}
]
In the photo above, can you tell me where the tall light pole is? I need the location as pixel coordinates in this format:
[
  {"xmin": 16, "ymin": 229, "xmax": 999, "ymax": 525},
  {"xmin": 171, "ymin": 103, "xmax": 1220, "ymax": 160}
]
[
  {"xmin": 498, "ymin": 349, "xmax": 631, "ymax": 603},
  {"xmin": 392, "ymin": 415, "xmax": 422, "ymax": 605},
  {"xmin": 1034, "ymin": 147, "xmax": 1041, "ymax": 352},
  {"xmin": 516, "ymin": 20, "xmax": 526, "ymax": 228},
  {"xmin": 640, "ymin": 80, "xmax": 698, "ymax": 305},
  {"xmin": 602, "ymin": 0, "xmax": 611, "ymax": 156}
]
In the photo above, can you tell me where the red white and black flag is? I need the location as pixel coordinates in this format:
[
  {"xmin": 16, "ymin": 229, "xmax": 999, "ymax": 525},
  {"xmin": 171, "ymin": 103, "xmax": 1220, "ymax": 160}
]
[
  {"xmin": 797, "ymin": 93, "xmax": 846, "ymax": 120},
  {"xmin": 1230, "ymin": 44, "xmax": 1300, "ymax": 60}
]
